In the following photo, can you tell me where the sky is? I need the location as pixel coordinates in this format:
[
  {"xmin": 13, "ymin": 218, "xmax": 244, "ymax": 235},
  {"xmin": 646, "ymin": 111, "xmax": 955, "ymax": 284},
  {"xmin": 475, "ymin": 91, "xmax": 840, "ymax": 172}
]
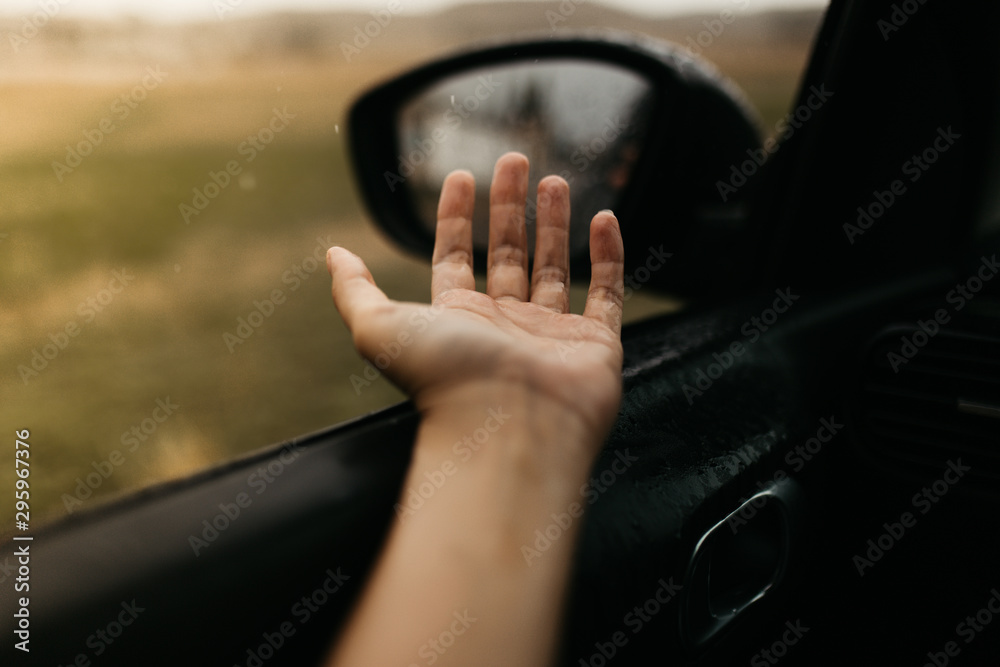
[{"xmin": 2, "ymin": 0, "xmax": 827, "ymax": 23}]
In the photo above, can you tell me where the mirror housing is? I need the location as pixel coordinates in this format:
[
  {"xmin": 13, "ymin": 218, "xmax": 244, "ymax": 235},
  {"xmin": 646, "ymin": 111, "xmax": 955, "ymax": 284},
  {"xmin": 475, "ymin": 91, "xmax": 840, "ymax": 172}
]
[{"xmin": 348, "ymin": 32, "xmax": 763, "ymax": 297}]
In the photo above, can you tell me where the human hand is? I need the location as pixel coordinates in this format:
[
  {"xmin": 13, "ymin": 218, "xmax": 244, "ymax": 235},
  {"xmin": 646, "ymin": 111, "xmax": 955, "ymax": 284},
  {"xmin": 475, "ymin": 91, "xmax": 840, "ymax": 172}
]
[
  {"xmin": 327, "ymin": 152, "xmax": 624, "ymax": 452},
  {"xmin": 325, "ymin": 152, "xmax": 624, "ymax": 667}
]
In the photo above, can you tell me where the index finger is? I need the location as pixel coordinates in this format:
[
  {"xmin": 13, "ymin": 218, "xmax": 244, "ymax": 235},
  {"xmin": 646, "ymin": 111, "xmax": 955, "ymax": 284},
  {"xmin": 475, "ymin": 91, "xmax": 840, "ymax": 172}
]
[{"xmin": 431, "ymin": 169, "xmax": 476, "ymax": 299}]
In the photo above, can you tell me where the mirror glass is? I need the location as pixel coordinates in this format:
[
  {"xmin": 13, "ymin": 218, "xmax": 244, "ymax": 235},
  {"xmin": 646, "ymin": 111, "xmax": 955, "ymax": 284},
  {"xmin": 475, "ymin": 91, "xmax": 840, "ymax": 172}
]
[{"xmin": 394, "ymin": 59, "xmax": 655, "ymax": 258}]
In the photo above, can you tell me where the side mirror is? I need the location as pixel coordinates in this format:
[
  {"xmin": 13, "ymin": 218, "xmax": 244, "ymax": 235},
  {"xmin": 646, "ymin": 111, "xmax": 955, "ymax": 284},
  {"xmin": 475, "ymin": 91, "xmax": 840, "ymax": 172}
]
[{"xmin": 348, "ymin": 32, "xmax": 762, "ymax": 297}]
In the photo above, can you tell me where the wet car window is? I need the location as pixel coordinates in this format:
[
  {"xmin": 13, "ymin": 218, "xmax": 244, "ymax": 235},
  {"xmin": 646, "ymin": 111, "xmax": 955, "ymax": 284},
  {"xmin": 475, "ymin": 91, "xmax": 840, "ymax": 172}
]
[{"xmin": 0, "ymin": 0, "xmax": 825, "ymax": 524}]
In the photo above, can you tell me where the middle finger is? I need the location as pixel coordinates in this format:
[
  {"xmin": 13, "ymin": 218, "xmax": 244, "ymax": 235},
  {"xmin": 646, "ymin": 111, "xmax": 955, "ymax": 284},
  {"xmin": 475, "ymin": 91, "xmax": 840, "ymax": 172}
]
[{"xmin": 486, "ymin": 152, "xmax": 530, "ymax": 302}]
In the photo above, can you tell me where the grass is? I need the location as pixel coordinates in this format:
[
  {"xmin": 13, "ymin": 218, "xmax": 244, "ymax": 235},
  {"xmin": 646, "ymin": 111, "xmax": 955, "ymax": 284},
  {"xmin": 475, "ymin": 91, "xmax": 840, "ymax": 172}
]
[{"xmin": 1, "ymin": 62, "xmax": 425, "ymax": 524}]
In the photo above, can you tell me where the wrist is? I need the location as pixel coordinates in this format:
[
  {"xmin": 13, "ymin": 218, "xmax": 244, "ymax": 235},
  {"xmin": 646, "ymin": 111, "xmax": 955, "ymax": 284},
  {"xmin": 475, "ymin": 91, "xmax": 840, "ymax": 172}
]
[
  {"xmin": 414, "ymin": 379, "xmax": 606, "ymax": 469},
  {"xmin": 406, "ymin": 381, "xmax": 608, "ymax": 524}
]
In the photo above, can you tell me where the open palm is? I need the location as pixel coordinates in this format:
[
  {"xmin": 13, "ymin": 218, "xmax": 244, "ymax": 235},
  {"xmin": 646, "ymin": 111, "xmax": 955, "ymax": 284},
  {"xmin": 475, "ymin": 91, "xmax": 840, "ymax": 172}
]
[{"xmin": 328, "ymin": 152, "xmax": 625, "ymax": 442}]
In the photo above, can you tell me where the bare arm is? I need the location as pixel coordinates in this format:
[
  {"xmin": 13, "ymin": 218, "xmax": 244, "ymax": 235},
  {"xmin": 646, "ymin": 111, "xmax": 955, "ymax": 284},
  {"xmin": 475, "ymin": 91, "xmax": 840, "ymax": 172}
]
[{"xmin": 324, "ymin": 152, "xmax": 624, "ymax": 667}]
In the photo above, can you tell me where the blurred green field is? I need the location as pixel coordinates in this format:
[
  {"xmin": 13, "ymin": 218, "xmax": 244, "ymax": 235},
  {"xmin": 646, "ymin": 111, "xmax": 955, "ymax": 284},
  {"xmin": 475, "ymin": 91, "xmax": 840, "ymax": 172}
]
[
  {"xmin": 0, "ymin": 7, "xmax": 820, "ymax": 528},
  {"xmin": 1, "ymin": 61, "xmax": 423, "ymax": 525}
]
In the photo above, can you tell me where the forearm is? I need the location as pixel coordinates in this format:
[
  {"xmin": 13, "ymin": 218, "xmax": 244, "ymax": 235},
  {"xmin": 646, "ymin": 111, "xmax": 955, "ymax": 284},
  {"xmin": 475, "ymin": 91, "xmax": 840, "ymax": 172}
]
[{"xmin": 326, "ymin": 383, "xmax": 603, "ymax": 667}]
